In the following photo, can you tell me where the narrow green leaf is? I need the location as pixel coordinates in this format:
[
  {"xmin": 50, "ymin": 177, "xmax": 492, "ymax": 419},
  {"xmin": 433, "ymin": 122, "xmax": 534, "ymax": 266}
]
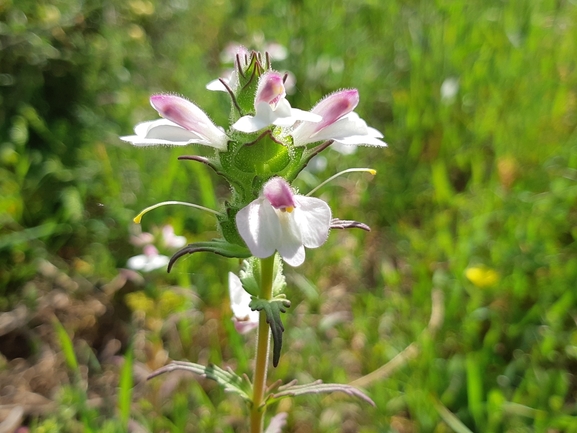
[
  {"xmin": 0, "ymin": 222, "xmax": 67, "ymax": 249},
  {"xmin": 147, "ymin": 361, "xmax": 252, "ymax": 403},
  {"xmin": 118, "ymin": 345, "xmax": 134, "ymax": 428},
  {"xmin": 466, "ymin": 352, "xmax": 485, "ymax": 429},
  {"xmin": 168, "ymin": 240, "xmax": 251, "ymax": 272},
  {"xmin": 53, "ymin": 318, "xmax": 78, "ymax": 374},
  {"xmin": 431, "ymin": 396, "xmax": 474, "ymax": 433},
  {"xmin": 266, "ymin": 380, "xmax": 374, "ymax": 407}
]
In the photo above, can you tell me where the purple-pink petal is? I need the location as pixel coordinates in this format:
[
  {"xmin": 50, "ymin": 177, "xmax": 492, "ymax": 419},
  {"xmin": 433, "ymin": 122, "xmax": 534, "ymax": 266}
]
[
  {"xmin": 311, "ymin": 89, "xmax": 359, "ymax": 132},
  {"xmin": 263, "ymin": 177, "xmax": 296, "ymax": 210},
  {"xmin": 255, "ymin": 72, "xmax": 286, "ymax": 108}
]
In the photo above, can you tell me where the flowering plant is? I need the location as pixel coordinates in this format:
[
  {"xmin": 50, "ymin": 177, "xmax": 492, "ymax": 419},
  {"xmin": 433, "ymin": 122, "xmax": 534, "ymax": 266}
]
[{"xmin": 122, "ymin": 50, "xmax": 386, "ymax": 432}]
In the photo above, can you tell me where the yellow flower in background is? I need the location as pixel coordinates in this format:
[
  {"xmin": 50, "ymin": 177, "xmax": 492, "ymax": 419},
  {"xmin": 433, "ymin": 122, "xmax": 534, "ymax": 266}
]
[{"xmin": 465, "ymin": 266, "xmax": 500, "ymax": 288}]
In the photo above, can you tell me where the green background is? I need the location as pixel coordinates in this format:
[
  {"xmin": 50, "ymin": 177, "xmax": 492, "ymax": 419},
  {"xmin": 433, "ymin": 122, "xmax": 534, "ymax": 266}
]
[{"xmin": 1, "ymin": 0, "xmax": 577, "ymax": 431}]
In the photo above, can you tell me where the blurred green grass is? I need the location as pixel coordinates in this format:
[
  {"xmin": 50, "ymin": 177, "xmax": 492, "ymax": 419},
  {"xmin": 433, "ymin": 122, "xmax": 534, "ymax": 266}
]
[{"xmin": 1, "ymin": 0, "xmax": 577, "ymax": 431}]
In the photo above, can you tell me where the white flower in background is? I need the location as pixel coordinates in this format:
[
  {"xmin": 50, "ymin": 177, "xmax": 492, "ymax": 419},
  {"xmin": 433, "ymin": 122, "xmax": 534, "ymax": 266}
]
[
  {"xmin": 127, "ymin": 225, "xmax": 186, "ymax": 273},
  {"xmin": 127, "ymin": 244, "xmax": 170, "ymax": 272},
  {"xmin": 264, "ymin": 412, "xmax": 288, "ymax": 433},
  {"xmin": 232, "ymin": 71, "xmax": 321, "ymax": 133},
  {"xmin": 291, "ymin": 89, "xmax": 387, "ymax": 149},
  {"xmin": 440, "ymin": 77, "xmax": 459, "ymax": 103},
  {"xmin": 220, "ymin": 40, "xmax": 287, "ymax": 63},
  {"xmin": 228, "ymin": 272, "xmax": 259, "ymax": 334},
  {"xmin": 130, "ymin": 231, "xmax": 155, "ymax": 247},
  {"xmin": 206, "ymin": 45, "xmax": 250, "ymax": 92},
  {"xmin": 120, "ymin": 94, "xmax": 229, "ymax": 150},
  {"xmin": 236, "ymin": 177, "xmax": 331, "ymax": 267},
  {"xmin": 161, "ymin": 225, "xmax": 187, "ymax": 249}
]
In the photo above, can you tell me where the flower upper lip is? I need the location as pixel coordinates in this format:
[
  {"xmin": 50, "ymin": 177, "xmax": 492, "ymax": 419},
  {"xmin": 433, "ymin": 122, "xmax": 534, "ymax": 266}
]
[
  {"xmin": 120, "ymin": 94, "xmax": 229, "ymax": 150},
  {"xmin": 291, "ymin": 89, "xmax": 387, "ymax": 148},
  {"xmin": 232, "ymin": 72, "xmax": 321, "ymax": 134}
]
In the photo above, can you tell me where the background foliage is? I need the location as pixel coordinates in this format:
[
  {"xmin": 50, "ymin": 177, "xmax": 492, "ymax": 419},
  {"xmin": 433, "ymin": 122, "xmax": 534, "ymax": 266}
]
[{"xmin": 1, "ymin": 0, "xmax": 577, "ymax": 431}]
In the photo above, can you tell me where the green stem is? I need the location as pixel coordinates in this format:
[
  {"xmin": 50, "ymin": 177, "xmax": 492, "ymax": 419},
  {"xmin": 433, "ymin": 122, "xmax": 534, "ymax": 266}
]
[{"xmin": 250, "ymin": 255, "xmax": 275, "ymax": 433}]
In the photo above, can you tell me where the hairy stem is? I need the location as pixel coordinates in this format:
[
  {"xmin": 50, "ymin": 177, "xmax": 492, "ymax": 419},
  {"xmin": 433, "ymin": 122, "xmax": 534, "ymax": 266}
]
[{"xmin": 250, "ymin": 255, "xmax": 275, "ymax": 433}]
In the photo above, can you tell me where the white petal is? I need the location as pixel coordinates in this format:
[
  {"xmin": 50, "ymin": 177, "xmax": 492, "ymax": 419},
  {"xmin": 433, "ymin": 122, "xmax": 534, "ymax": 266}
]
[
  {"xmin": 206, "ymin": 78, "xmax": 229, "ymax": 92},
  {"xmin": 121, "ymin": 119, "xmax": 211, "ymax": 147},
  {"xmin": 271, "ymin": 98, "xmax": 292, "ymax": 118},
  {"xmin": 232, "ymin": 115, "xmax": 270, "ymax": 133},
  {"xmin": 276, "ymin": 211, "xmax": 307, "ymax": 266},
  {"xmin": 149, "ymin": 95, "xmax": 229, "ymax": 150},
  {"xmin": 264, "ymin": 412, "xmax": 288, "ymax": 433},
  {"xmin": 229, "ymin": 268, "xmax": 259, "ymax": 333},
  {"xmin": 333, "ymin": 134, "xmax": 387, "ymax": 147},
  {"xmin": 232, "ymin": 100, "xmax": 320, "ymax": 132},
  {"xmin": 127, "ymin": 254, "xmax": 169, "ymax": 272},
  {"xmin": 309, "ymin": 112, "xmax": 368, "ymax": 142},
  {"xmin": 299, "ymin": 112, "xmax": 387, "ymax": 147},
  {"xmin": 233, "ymin": 319, "xmax": 259, "ymax": 334},
  {"xmin": 367, "ymin": 126, "xmax": 384, "ymax": 138},
  {"xmin": 292, "ymin": 196, "xmax": 331, "ymax": 248},
  {"xmin": 232, "ymin": 102, "xmax": 280, "ymax": 132},
  {"xmin": 289, "ymin": 108, "xmax": 322, "ymax": 122},
  {"xmin": 278, "ymin": 242, "xmax": 305, "ymax": 267},
  {"xmin": 127, "ymin": 255, "xmax": 148, "ymax": 270},
  {"xmin": 236, "ymin": 199, "xmax": 280, "ymax": 259},
  {"xmin": 162, "ymin": 225, "xmax": 187, "ymax": 248},
  {"xmin": 228, "ymin": 272, "xmax": 255, "ymax": 319},
  {"xmin": 270, "ymin": 100, "xmax": 299, "ymax": 127},
  {"xmin": 331, "ymin": 142, "xmax": 358, "ymax": 155}
]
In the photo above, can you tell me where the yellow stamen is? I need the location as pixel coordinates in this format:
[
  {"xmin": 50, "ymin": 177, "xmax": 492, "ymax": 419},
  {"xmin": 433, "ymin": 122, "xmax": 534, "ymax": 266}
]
[
  {"xmin": 285, "ymin": 206, "xmax": 294, "ymax": 213},
  {"xmin": 306, "ymin": 168, "xmax": 377, "ymax": 197},
  {"xmin": 133, "ymin": 200, "xmax": 222, "ymax": 224}
]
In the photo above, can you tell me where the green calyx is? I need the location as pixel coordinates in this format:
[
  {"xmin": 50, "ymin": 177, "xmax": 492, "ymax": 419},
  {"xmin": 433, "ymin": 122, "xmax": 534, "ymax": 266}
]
[
  {"xmin": 234, "ymin": 51, "xmax": 270, "ymax": 115},
  {"xmin": 203, "ymin": 130, "xmax": 309, "ymax": 247}
]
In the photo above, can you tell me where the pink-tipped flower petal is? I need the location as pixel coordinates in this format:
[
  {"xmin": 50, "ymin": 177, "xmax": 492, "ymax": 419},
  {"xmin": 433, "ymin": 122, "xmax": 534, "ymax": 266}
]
[
  {"xmin": 263, "ymin": 177, "xmax": 296, "ymax": 210},
  {"xmin": 148, "ymin": 94, "xmax": 228, "ymax": 150},
  {"xmin": 232, "ymin": 72, "xmax": 321, "ymax": 133},
  {"xmin": 255, "ymin": 72, "xmax": 286, "ymax": 108},
  {"xmin": 291, "ymin": 89, "xmax": 387, "ymax": 148}
]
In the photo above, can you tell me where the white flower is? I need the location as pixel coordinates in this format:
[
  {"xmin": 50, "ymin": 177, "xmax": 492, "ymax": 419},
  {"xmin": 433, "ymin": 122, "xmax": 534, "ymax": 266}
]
[
  {"xmin": 232, "ymin": 71, "xmax": 320, "ymax": 133},
  {"xmin": 161, "ymin": 225, "xmax": 187, "ymax": 249},
  {"xmin": 120, "ymin": 94, "xmax": 228, "ymax": 151},
  {"xmin": 236, "ymin": 177, "xmax": 331, "ymax": 267},
  {"xmin": 206, "ymin": 47, "xmax": 249, "ymax": 92},
  {"xmin": 127, "ymin": 224, "xmax": 186, "ymax": 272},
  {"xmin": 440, "ymin": 77, "xmax": 459, "ymax": 103},
  {"xmin": 228, "ymin": 272, "xmax": 259, "ymax": 334},
  {"xmin": 127, "ymin": 245, "xmax": 170, "ymax": 272},
  {"xmin": 291, "ymin": 89, "xmax": 387, "ymax": 148}
]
